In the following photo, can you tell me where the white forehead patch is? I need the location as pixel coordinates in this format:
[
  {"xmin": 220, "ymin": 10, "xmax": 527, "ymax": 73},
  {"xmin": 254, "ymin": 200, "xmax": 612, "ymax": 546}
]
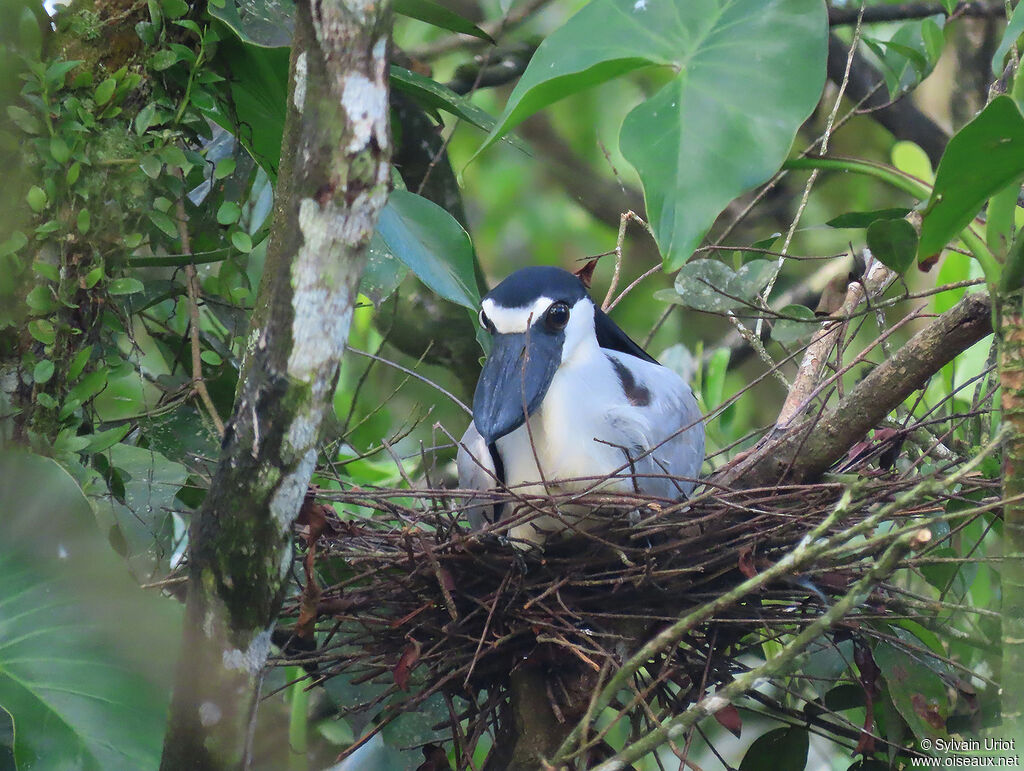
[{"xmin": 481, "ymin": 296, "xmax": 555, "ymax": 334}]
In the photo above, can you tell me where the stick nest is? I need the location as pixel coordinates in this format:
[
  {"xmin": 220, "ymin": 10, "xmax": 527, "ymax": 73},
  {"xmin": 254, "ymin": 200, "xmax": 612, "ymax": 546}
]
[{"xmin": 275, "ymin": 452, "xmax": 999, "ymax": 763}]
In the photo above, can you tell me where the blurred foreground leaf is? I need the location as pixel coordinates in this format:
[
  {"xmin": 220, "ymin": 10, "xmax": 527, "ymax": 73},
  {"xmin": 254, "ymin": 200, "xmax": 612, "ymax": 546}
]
[{"xmin": 0, "ymin": 451, "xmax": 180, "ymax": 771}]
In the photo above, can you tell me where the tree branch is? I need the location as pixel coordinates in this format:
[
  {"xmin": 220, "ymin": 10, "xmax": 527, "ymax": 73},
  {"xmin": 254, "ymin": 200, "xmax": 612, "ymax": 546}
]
[
  {"xmin": 828, "ymin": 1, "xmax": 1006, "ymax": 26},
  {"xmin": 713, "ymin": 291, "xmax": 993, "ymax": 490},
  {"xmin": 159, "ymin": 0, "xmax": 392, "ymax": 767}
]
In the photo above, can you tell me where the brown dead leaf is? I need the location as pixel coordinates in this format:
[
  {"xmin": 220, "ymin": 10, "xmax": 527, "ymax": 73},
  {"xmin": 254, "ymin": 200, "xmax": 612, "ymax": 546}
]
[
  {"xmin": 911, "ymin": 693, "xmax": 946, "ymax": 730},
  {"xmin": 713, "ymin": 703, "xmax": 742, "ymax": 738},
  {"xmin": 574, "ymin": 258, "xmax": 599, "ymax": 288},
  {"xmin": 394, "ymin": 638, "xmax": 422, "ymax": 691},
  {"xmin": 738, "ymin": 547, "xmax": 757, "ymax": 579}
]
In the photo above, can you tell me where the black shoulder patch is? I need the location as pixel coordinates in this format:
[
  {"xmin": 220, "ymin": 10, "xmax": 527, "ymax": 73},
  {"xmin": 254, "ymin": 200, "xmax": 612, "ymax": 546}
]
[
  {"xmin": 607, "ymin": 355, "xmax": 652, "ymax": 407},
  {"xmin": 595, "ymin": 309, "xmax": 658, "ymax": 364},
  {"xmin": 485, "ymin": 266, "xmax": 589, "ymax": 308}
]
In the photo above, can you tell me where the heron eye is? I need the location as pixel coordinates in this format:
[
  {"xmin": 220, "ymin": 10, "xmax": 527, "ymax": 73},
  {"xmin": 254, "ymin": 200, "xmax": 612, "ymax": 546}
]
[{"xmin": 545, "ymin": 301, "xmax": 570, "ymax": 331}]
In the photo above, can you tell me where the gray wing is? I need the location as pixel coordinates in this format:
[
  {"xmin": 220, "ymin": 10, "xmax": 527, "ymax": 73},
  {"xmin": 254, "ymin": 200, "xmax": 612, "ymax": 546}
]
[
  {"xmin": 646, "ymin": 378, "xmax": 705, "ymax": 499},
  {"xmin": 457, "ymin": 420, "xmax": 497, "ymax": 529},
  {"xmin": 606, "ymin": 352, "xmax": 705, "ymax": 500}
]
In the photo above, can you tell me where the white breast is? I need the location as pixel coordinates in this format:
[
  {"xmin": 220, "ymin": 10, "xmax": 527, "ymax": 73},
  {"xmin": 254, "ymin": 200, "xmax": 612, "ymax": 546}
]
[{"xmin": 489, "ymin": 343, "xmax": 704, "ymax": 544}]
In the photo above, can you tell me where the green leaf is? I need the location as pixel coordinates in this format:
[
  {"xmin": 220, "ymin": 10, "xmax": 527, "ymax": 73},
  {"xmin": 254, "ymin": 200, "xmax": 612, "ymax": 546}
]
[
  {"xmin": 390, "ymin": 66, "xmax": 512, "ymax": 138},
  {"xmin": 375, "ymin": 189, "xmax": 479, "ymax": 309},
  {"xmin": 49, "ymin": 135, "xmax": 71, "ymax": 164},
  {"xmin": 25, "ymin": 286, "xmax": 57, "ymax": 313},
  {"xmin": 360, "ymin": 233, "xmax": 409, "ymax": 308},
  {"xmin": 94, "ymin": 77, "xmax": 116, "ymax": 106},
  {"xmin": 77, "ymin": 208, "xmax": 91, "ymax": 234},
  {"xmin": 33, "ymin": 260, "xmax": 59, "ymax": 281},
  {"xmin": 32, "ymin": 359, "xmax": 54, "ymax": 384},
  {"xmin": 394, "ymin": 0, "xmax": 493, "ymax": 42},
  {"xmin": 161, "ymin": 0, "xmax": 188, "ymax": 18},
  {"xmin": 67, "ymin": 161, "xmax": 82, "ymax": 185},
  {"xmin": 826, "ymin": 207, "xmax": 911, "ymax": 229},
  {"xmin": 771, "ymin": 304, "xmax": 817, "ymax": 345},
  {"xmin": 149, "ymin": 49, "xmax": 178, "ymax": 71},
  {"xmin": 203, "ymin": 32, "xmax": 290, "ymax": 175},
  {"xmin": 27, "ymin": 319, "xmax": 55, "ymax": 345},
  {"xmin": 0, "ymin": 451, "xmax": 179, "ymax": 770},
  {"xmin": 216, "ymin": 200, "xmax": 241, "ymax": 225},
  {"xmin": 867, "ymin": 19, "xmax": 943, "ymax": 99},
  {"xmin": 918, "ymin": 96, "xmax": 1024, "ymax": 261},
  {"xmin": 474, "ymin": 0, "xmax": 827, "ymax": 269},
  {"xmin": 214, "ymin": 157, "xmax": 236, "ymax": 179},
  {"xmin": 68, "ymin": 345, "xmax": 93, "ymax": 380},
  {"xmin": 139, "ymin": 154, "xmax": 162, "ymax": 179},
  {"xmin": 200, "ymin": 350, "xmax": 223, "ymax": 366},
  {"xmin": 662, "ymin": 258, "xmax": 776, "ymax": 313},
  {"xmin": 875, "ymin": 641, "xmax": 950, "ymax": 740},
  {"xmin": 67, "ymin": 370, "xmax": 108, "ymax": 405},
  {"xmin": 866, "ymin": 218, "xmax": 918, "ymax": 274},
  {"xmin": 993, "ymin": 3, "xmax": 1024, "ymax": 74},
  {"xmin": 135, "ymin": 102, "xmax": 157, "ymax": 134},
  {"xmin": 0, "ymin": 231, "xmax": 27, "ymax": 258},
  {"xmin": 148, "ymin": 210, "xmax": 179, "ymax": 239},
  {"xmin": 108, "ymin": 277, "xmax": 145, "ymax": 295},
  {"xmin": 231, "ymin": 230, "xmax": 253, "ymax": 252},
  {"xmin": 701, "ymin": 347, "xmax": 730, "ymax": 410},
  {"xmin": 78, "ymin": 424, "xmax": 132, "ymax": 454},
  {"xmin": 739, "ymin": 726, "xmax": 809, "ymax": 771},
  {"xmin": 26, "ymin": 185, "xmax": 46, "ymax": 213},
  {"xmin": 35, "ymin": 392, "xmax": 57, "ymax": 410},
  {"xmin": 44, "ymin": 59, "xmax": 82, "ymax": 88},
  {"xmin": 6, "ymin": 105, "xmax": 40, "ymax": 134}
]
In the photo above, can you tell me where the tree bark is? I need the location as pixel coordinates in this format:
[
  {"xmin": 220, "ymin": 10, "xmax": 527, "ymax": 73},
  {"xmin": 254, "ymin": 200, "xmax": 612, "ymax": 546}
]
[
  {"xmin": 158, "ymin": 0, "xmax": 392, "ymax": 768},
  {"xmin": 999, "ymin": 291, "xmax": 1024, "ymax": 739}
]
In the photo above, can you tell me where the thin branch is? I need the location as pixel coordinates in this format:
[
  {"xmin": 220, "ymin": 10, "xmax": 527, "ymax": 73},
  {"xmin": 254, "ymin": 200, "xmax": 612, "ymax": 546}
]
[
  {"xmin": 717, "ymin": 291, "xmax": 993, "ymax": 489},
  {"xmin": 174, "ymin": 170, "xmax": 225, "ymax": 437}
]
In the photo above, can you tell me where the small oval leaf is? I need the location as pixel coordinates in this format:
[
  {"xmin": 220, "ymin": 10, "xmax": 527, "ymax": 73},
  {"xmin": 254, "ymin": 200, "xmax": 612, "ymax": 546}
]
[{"xmin": 866, "ymin": 218, "xmax": 918, "ymax": 274}]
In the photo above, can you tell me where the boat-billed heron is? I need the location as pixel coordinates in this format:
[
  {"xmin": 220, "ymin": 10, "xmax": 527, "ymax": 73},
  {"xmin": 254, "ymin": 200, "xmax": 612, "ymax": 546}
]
[{"xmin": 458, "ymin": 266, "xmax": 704, "ymax": 545}]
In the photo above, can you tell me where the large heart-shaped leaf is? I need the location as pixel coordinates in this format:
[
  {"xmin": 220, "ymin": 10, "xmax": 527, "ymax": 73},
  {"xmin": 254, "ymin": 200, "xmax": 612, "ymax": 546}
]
[
  {"xmin": 474, "ymin": 0, "xmax": 827, "ymax": 269},
  {"xmin": 918, "ymin": 96, "xmax": 1024, "ymax": 261},
  {"xmin": 0, "ymin": 451, "xmax": 180, "ymax": 771},
  {"xmin": 376, "ymin": 189, "xmax": 480, "ymax": 310}
]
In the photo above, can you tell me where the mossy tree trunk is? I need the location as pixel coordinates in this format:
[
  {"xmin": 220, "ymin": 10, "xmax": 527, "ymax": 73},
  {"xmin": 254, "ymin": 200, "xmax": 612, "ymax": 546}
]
[
  {"xmin": 158, "ymin": 0, "xmax": 392, "ymax": 768},
  {"xmin": 999, "ymin": 291, "xmax": 1024, "ymax": 740}
]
